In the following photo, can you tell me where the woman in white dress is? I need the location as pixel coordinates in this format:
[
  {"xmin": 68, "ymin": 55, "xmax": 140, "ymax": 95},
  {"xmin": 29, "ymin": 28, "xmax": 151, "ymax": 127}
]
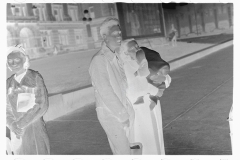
[{"xmin": 119, "ymin": 39, "xmax": 171, "ymax": 155}]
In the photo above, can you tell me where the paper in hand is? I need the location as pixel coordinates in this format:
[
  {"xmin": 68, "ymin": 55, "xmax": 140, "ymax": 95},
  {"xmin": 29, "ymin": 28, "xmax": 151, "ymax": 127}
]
[{"xmin": 17, "ymin": 93, "xmax": 36, "ymax": 112}]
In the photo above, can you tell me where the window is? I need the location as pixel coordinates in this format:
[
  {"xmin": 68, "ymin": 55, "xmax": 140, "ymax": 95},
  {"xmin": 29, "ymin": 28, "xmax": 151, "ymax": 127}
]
[
  {"xmin": 89, "ymin": 6, "xmax": 95, "ymax": 19},
  {"xmin": 34, "ymin": 7, "xmax": 45, "ymax": 21},
  {"xmin": 32, "ymin": 3, "xmax": 45, "ymax": 20},
  {"xmin": 52, "ymin": 4, "xmax": 63, "ymax": 21},
  {"xmin": 58, "ymin": 30, "xmax": 68, "ymax": 45},
  {"xmin": 74, "ymin": 29, "xmax": 84, "ymax": 44},
  {"xmin": 68, "ymin": 5, "xmax": 78, "ymax": 21},
  {"xmin": 117, "ymin": 3, "xmax": 164, "ymax": 38},
  {"xmin": 53, "ymin": 9, "xmax": 60, "ymax": 21},
  {"xmin": 40, "ymin": 30, "xmax": 52, "ymax": 47},
  {"xmin": 15, "ymin": 6, "xmax": 22, "ymax": 16}
]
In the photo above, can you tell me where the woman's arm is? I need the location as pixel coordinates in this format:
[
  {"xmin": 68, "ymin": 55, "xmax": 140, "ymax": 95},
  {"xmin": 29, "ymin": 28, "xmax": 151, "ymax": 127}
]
[
  {"xmin": 16, "ymin": 73, "xmax": 49, "ymax": 129},
  {"xmin": 6, "ymin": 95, "xmax": 16, "ymax": 129}
]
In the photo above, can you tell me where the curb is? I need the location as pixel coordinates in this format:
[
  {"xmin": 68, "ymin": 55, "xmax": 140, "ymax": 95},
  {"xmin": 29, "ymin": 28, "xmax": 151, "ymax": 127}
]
[
  {"xmin": 43, "ymin": 40, "xmax": 233, "ymax": 122},
  {"xmin": 169, "ymin": 40, "xmax": 233, "ymax": 71}
]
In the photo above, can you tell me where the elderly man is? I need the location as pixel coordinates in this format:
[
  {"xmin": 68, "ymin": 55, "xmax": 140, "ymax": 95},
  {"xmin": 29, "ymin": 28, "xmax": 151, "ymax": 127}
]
[{"xmin": 89, "ymin": 17, "xmax": 134, "ymax": 154}]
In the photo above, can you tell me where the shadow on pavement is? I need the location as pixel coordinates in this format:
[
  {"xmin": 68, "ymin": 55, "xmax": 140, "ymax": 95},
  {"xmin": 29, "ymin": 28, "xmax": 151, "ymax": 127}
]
[{"xmin": 46, "ymin": 104, "xmax": 112, "ymax": 155}]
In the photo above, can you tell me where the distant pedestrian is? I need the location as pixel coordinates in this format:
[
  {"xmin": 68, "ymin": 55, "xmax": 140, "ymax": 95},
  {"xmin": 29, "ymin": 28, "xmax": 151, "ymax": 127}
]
[
  {"xmin": 6, "ymin": 44, "xmax": 50, "ymax": 155},
  {"xmin": 169, "ymin": 24, "xmax": 177, "ymax": 46}
]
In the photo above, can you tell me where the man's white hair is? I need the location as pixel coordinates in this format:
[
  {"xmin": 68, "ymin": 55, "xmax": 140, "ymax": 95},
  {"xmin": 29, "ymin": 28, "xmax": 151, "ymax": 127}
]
[
  {"xmin": 100, "ymin": 17, "xmax": 119, "ymax": 38},
  {"xmin": 7, "ymin": 44, "xmax": 30, "ymax": 71}
]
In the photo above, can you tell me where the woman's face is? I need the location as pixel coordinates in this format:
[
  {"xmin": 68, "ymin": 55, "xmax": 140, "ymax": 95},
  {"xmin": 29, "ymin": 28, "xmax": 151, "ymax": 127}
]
[
  {"xmin": 126, "ymin": 40, "xmax": 141, "ymax": 60},
  {"xmin": 7, "ymin": 51, "xmax": 25, "ymax": 73}
]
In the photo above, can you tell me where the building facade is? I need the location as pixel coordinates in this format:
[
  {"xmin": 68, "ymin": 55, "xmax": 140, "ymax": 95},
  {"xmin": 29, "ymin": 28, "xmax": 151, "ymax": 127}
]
[
  {"xmin": 7, "ymin": 3, "xmax": 117, "ymax": 59},
  {"xmin": 163, "ymin": 3, "xmax": 233, "ymax": 38},
  {"xmin": 7, "ymin": 3, "xmax": 233, "ymax": 59}
]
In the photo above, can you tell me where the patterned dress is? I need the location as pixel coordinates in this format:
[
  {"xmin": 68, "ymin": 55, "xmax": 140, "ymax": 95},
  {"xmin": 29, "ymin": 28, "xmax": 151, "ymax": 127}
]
[{"xmin": 6, "ymin": 69, "xmax": 50, "ymax": 155}]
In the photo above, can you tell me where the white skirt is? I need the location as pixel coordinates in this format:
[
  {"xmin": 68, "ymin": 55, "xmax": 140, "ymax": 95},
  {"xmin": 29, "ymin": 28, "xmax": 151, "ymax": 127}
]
[{"xmin": 130, "ymin": 95, "xmax": 165, "ymax": 155}]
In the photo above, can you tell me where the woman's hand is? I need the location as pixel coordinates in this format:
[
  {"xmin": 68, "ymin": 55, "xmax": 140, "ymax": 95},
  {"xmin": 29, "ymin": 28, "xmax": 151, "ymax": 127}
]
[{"xmin": 10, "ymin": 122, "xmax": 24, "ymax": 137}]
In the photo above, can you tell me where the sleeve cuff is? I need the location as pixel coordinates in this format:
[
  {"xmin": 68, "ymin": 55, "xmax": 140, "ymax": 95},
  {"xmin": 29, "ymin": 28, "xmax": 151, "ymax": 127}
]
[{"xmin": 118, "ymin": 110, "xmax": 129, "ymax": 122}]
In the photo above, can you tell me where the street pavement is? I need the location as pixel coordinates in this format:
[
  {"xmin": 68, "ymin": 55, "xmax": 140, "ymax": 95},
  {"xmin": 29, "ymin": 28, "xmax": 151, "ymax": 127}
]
[{"xmin": 46, "ymin": 45, "xmax": 233, "ymax": 155}]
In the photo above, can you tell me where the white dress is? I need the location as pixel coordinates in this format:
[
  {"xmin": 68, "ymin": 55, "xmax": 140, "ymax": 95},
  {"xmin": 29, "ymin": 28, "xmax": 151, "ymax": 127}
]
[{"xmin": 123, "ymin": 59, "xmax": 165, "ymax": 155}]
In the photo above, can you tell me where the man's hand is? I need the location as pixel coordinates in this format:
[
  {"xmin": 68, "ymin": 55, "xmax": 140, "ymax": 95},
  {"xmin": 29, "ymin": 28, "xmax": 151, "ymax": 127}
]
[{"xmin": 10, "ymin": 122, "xmax": 24, "ymax": 137}]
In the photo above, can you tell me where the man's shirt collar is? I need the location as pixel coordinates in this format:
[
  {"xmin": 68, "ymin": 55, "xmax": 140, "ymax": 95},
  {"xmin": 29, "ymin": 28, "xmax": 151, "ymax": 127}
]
[{"xmin": 102, "ymin": 42, "xmax": 120, "ymax": 62}]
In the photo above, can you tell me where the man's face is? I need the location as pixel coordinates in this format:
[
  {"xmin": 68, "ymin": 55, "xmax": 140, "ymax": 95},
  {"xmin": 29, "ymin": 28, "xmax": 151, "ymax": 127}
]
[
  {"xmin": 7, "ymin": 51, "xmax": 25, "ymax": 72},
  {"xmin": 126, "ymin": 40, "xmax": 141, "ymax": 60},
  {"xmin": 105, "ymin": 25, "xmax": 122, "ymax": 50}
]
